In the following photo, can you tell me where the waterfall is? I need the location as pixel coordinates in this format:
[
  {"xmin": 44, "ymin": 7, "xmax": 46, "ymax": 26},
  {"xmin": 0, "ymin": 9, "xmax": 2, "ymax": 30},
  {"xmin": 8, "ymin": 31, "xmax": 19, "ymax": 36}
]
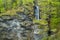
[{"xmin": 34, "ymin": 5, "xmax": 40, "ymax": 20}]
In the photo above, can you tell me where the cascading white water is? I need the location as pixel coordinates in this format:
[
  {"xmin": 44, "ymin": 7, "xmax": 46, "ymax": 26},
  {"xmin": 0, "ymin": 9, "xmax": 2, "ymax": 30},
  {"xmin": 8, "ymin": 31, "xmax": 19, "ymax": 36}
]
[
  {"xmin": 33, "ymin": 24, "xmax": 41, "ymax": 40},
  {"xmin": 8, "ymin": 19, "xmax": 23, "ymax": 40},
  {"xmin": 33, "ymin": 24, "xmax": 46, "ymax": 40},
  {"xmin": 34, "ymin": 6, "xmax": 40, "ymax": 20}
]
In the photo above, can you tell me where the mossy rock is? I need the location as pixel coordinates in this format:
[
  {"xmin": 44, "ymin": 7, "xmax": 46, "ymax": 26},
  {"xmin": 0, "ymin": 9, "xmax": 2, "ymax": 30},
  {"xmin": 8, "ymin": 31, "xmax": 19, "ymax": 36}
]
[{"xmin": 33, "ymin": 19, "xmax": 47, "ymax": 25}]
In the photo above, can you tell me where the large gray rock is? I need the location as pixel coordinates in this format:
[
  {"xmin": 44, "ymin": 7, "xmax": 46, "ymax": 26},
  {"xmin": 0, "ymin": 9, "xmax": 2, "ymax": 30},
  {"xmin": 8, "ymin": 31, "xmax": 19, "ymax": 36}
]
[{"xmin": 0, "ymin": 12, "xmax": 48, "ymax": 40}]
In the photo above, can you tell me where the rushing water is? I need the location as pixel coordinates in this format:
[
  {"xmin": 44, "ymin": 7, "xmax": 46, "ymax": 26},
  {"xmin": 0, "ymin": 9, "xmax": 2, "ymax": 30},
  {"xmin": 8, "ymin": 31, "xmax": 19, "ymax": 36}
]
[
  {"xmin": 9, "ymin": 19, "xmax": 23, "ymax": 40},
  {"xmin": 34, "ymin": 5, "xmax": 40, "ymax": 20},
  {"xmin": 33, "ymin": 24, "xmax": 48, "ymax": 40},
  {"xmin": 3, "ymin": 19, "xmax": 23, "ymax": 40}
]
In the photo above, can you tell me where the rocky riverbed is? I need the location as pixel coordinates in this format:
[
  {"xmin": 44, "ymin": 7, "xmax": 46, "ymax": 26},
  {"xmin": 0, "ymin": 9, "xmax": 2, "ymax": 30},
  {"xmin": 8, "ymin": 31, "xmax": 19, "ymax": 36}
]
[{"xmin": 0, "ymin": 12, "xmax": 48, "ymax": 40}]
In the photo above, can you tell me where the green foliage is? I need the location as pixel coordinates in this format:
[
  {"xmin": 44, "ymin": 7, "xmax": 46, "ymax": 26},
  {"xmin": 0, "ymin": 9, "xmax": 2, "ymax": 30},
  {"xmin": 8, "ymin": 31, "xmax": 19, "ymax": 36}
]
[{"xmin": 0, "ymin": 0, "xmax": 60, "ymax": 40}]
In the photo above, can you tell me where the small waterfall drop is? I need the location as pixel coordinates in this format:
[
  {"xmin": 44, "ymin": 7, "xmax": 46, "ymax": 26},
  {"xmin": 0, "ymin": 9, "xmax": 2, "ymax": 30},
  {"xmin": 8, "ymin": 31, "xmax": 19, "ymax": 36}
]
[{"xmin": 34, "ymin": 5, "xmax": 40, "ymax": 20}]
